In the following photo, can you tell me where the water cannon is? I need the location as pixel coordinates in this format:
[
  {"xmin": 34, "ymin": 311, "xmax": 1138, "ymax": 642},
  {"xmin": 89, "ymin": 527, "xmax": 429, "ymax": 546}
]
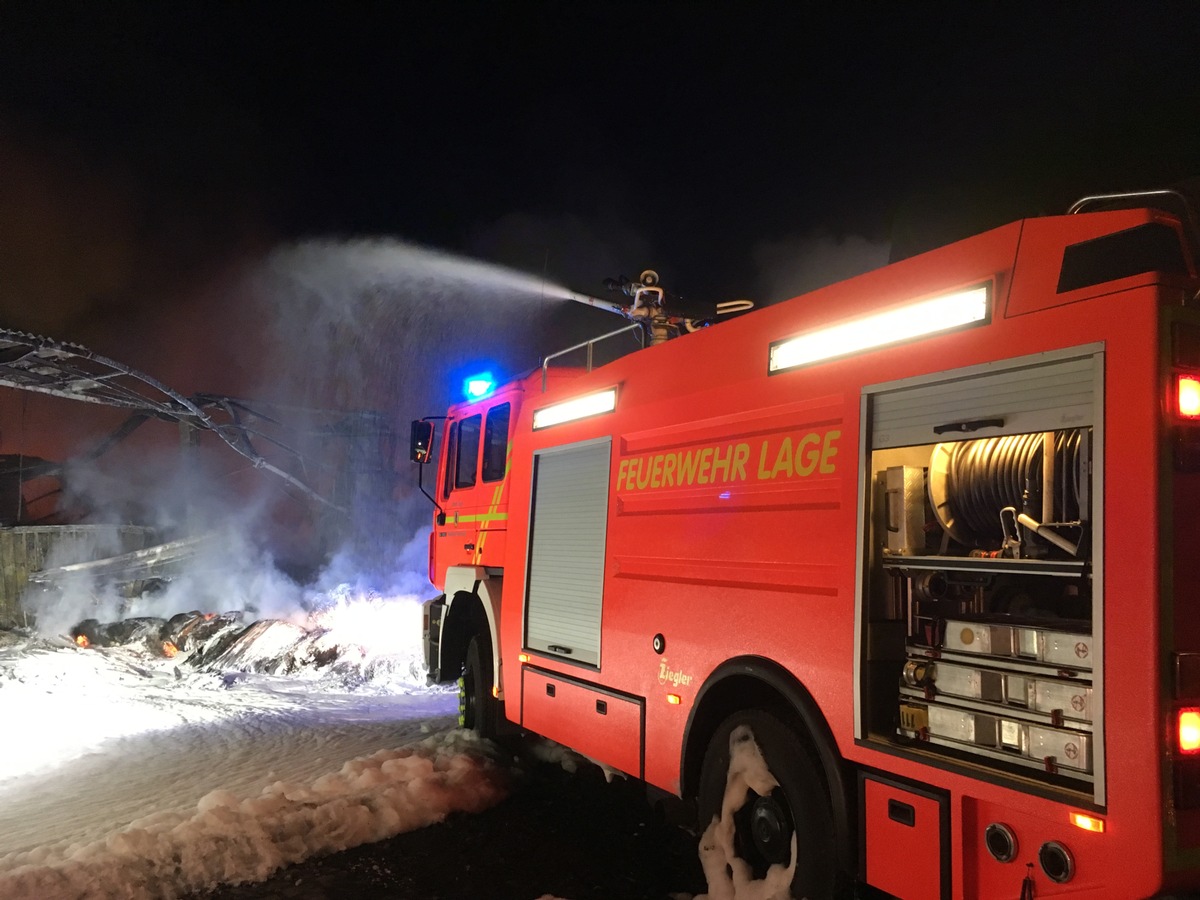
[
  {"xmin": 570, "ymin": 269, "xmax": 756, "ymax": 346},
  {"xmin": 603, "ymin": 269, "xmax": 666, "ymax": 307}
]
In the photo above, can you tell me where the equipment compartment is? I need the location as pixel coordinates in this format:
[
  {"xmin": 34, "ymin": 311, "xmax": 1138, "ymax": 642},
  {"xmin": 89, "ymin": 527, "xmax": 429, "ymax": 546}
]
[
  {"xmin": 859, "ymin": 350, "xmax": 1101, "ymax": 796},
  {"xmin": 860, "ymin": 773, "xmax": 950, "ymax": 900}
]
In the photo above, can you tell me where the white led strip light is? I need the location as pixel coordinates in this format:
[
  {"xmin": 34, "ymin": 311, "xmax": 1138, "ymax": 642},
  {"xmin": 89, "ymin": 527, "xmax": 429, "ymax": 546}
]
[
  {"xmin": 769, "ymin": 285, "xmax": 990, "ymax": 373},
  {"xmin": 532, "ymin": 389, "xmax": 617, "ymax": 429}
]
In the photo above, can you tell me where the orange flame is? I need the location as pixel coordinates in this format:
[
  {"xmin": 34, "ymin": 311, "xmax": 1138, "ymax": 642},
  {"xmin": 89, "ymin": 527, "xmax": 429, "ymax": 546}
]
[
  {"xmin": 75, "ymin": 634, "xmax": 90, "ymax": 649},
  {"xmin": 203, "ymin": 613, "xmax": 216, "ymax": 621},
  {"xmin": 162, "ymin": 641, "xmax": 179, "ymax": 658}
]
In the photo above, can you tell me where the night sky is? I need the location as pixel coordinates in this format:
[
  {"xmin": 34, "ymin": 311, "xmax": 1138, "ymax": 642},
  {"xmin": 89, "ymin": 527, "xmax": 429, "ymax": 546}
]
[
  {"xmin": 0, "ymin": 2, "xmax": 1198, "ymax": 567},
  {"xmin": 2, "ymin": 2, "xmax": 1199, "ymax": 365}
]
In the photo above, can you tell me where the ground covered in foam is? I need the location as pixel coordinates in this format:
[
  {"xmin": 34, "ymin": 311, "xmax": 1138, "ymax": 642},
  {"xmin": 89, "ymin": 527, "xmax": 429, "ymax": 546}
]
[
  {"xmin": 0, "ymin": 630, "xmax": 507, "ymax": 900},
  {"xmin": 0, "ymin": 609, "xmax": 799, "ymax": 900}
]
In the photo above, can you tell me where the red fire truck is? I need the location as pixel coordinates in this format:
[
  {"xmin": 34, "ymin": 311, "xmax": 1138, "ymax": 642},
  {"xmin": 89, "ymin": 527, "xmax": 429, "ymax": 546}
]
[{"xmin": 412, "ymin": 190, "xmax": 1200, "ymax": 899}]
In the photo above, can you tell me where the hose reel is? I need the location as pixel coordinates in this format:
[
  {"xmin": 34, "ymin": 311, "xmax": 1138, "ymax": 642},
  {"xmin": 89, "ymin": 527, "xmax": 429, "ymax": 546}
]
[{"xmin": 928, "ymin": 429, "xmax": 1087, "ymax": 551}]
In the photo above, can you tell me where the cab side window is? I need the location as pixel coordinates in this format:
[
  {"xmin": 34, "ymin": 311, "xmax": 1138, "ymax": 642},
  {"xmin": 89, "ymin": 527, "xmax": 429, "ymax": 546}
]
[
  {"xmin": 482, "ymin": 403, "xmax": 511, "ymax": 482},
  {"xmin": 442, "ymin": 421, "xmax": 459, "ymax": 499},
  {"xmin": 454, "ymin": 414, "xmax": 482, "ymax": 489}
]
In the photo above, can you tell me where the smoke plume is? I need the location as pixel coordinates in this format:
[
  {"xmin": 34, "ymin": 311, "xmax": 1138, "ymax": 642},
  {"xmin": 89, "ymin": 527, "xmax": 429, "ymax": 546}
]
[
  {"xmin": 751, "ymin": 230, "xmax": 890, "ymax": 304},
  {"xmin": 17, "ymin": 235, "xmax": 606, "ymax": 636}
]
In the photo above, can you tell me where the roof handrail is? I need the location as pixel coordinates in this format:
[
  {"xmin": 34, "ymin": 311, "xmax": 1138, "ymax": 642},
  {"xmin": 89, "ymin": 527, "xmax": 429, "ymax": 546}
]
[
  {"xmin": 541, "ymin": 322, "xmax": 645, "ymax": 392},
  {"xmin": 1069, "ymin": 189, "xmax": 1200, "ymax": 268}
]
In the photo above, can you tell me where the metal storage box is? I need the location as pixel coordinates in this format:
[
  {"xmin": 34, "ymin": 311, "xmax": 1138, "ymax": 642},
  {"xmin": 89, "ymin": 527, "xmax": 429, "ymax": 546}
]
[
  {"xmin": 944, "ymin": 619, "xmax": 1091, "ymax": 670},
  {"xmin": 926, "ymin": 661, "xmax": 1092, "ymax": 723},
  {"xmin": 920, "ymin": 701, "xmax": 1094, "ymax": 774}
]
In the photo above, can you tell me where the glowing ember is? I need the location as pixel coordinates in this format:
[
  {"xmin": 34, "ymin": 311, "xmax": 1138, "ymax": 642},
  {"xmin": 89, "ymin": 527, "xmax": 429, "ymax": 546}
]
[
  {"xmin": 161, "ymin": 641, "xmax": 179, "ymax": 658},
  {"xmin": 75, "ymin": 635, "xmax": 90, "ymax": 649},
  {"xmin": 203, "ymin": 613, "xmax": 216, "ymax": 620}
]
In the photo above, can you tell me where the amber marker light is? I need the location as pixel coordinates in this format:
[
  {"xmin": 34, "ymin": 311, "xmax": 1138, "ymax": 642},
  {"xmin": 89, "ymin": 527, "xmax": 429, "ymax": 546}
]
[
  {"xmin": 1179, "ymin": 375, "xmax": 1200, "ymax": 419},
  {"xmin": 667, "ymin": 694, "xmax": 682, "ymax": 705},
  {"xmin": 518, "ymin": 653, "xmax": 531, "ymax": 663},
  {"xmin": 1070, "ymin": 812, "xmax": 1105, "ymax": 833},
  {"xmin": 1179, "ymin": 708, "xmax": 1200, "ymax": 754}
]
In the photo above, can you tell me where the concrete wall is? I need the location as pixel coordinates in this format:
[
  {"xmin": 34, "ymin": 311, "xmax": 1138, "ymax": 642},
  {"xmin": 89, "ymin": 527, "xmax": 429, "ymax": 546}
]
[{"xmin": 0, "ymin": 525, "xmax": 156, "ymax": 628}]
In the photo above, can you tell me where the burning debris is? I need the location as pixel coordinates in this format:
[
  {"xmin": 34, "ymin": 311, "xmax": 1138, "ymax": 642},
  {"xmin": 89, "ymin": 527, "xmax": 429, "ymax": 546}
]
[
  {"xmin": 68, "ymin": 611, "xmax": 244, "ymax": 658},
  {"xmin": 64, "ymin": 597, "xmax": 428, "ymax": 690}
]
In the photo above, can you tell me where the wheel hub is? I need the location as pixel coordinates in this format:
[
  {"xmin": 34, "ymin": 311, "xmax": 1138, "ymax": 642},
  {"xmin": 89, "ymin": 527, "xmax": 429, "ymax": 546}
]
[
  {"xmin": 750, "ymin": 790, "xmax": 794, "ymax": 864},
  {"xmin": 734, "ymin": 787, "xmax": 794, "ymax": 873}
]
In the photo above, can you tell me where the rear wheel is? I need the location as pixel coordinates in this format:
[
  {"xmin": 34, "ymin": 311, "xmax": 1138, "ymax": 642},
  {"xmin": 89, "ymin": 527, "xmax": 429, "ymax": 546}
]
[
  {"xmin": 697, "ymin": 710, "xmax": 840, "ymax": 900},
  {"xmin": 459, "ymin": 635, "xmax": 500, "ymax": 739}
]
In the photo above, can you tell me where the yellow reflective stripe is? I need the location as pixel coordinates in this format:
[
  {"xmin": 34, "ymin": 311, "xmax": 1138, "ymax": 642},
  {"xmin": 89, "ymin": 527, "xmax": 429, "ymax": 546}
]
[
  {"xmin": 473, "ymin": 441, "xmax": 514, "ymax": 563},
  {"xmin": 455, "ymin": 512, "xmax": 510, "ymax": 524}
]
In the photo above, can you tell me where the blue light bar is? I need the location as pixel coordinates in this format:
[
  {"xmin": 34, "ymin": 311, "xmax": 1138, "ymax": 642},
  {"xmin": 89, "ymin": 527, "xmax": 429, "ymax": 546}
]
[{"xmin": 463, "ymin": 371, "xmax": 496, "ymax": 400}]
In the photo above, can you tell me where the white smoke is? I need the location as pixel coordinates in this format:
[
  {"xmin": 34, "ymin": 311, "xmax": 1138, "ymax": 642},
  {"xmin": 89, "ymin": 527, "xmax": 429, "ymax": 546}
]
[
  {"xmin": 752, "ymin": 229, "xmax": 890, "ymax": 305},
  {"xmin": 19, "ymin": 237, "xmax": 584, "ymax": 640}
]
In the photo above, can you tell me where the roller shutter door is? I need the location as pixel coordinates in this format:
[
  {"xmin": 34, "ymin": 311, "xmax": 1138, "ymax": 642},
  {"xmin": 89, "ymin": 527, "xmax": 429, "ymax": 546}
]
[
  {"xmin": 871, "ymin": 351, "xmax": 1099, "ymax": 449},
  {"xmin": 525, "ymin": 438, "xmax": 611, "ymax": 666}
]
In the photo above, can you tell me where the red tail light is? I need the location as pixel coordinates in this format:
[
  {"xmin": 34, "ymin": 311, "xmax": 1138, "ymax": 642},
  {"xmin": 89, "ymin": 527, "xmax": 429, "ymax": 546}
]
[
  {"xmin": 1179, "ymin": 708, "xmax": 1200, "ymax": 754},
  {"xmin": 1178, "ymin": 375, "xmax": 1200, "ymax": 419}
]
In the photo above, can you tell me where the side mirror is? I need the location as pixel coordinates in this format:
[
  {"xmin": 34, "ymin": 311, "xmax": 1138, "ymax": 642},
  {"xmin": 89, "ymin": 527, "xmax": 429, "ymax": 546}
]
[{"xmin": 410, "ymin": 420, "xmax": 435, "ymax": 464}]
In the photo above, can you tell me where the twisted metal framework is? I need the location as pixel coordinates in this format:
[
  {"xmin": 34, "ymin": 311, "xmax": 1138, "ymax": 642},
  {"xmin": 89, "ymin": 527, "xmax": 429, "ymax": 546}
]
[{"xmin": 0, "ymin": 329, "xmax": 346, "ymax": 510}]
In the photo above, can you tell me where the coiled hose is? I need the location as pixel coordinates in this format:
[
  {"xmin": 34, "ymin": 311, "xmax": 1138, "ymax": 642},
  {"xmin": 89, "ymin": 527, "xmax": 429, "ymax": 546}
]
[{"xmin": 931, "ymin": 429, "xmax": 1084, "ymax": 547}]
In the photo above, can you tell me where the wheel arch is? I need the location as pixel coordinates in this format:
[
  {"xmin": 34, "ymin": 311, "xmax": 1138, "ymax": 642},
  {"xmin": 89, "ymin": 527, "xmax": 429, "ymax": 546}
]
[
  {"xmin": 680, "ymin": 655, "xmax": 856, "ymax": 875},
  {"xmin": 438, "ymin": 566, "xmax": 504, "ymax": 688}
]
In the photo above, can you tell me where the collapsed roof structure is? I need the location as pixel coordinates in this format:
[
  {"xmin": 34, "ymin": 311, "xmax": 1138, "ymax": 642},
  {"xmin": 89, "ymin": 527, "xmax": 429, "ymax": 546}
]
[{"xmin": 0, "ymin": 329, "xmax": 398, "ymax": 628}]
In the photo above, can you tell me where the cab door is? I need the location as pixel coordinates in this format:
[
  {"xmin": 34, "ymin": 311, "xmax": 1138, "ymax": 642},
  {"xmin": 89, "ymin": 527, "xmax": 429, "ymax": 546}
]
[{"xmin": 435, "ymin": 402, "xmax": 512, "ymax": 570}]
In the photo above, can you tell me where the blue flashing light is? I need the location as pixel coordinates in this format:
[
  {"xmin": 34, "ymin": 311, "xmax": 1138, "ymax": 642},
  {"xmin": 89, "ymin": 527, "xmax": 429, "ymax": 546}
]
[
  {"xmin": 719, "ymin": 491, "xmax": 732, "ymax": 500},
  {"xmin": 463, "ymin": 371, "xmax": 496, "ymax": 401}
]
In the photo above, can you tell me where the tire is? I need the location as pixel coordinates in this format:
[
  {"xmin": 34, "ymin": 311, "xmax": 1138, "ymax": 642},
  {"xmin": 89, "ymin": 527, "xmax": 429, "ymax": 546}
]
[
  {"xmin": 697, "ymin": 710, "xmax": 840, "ymax": 900},
  {"xmin": 458, "ymin": 635, "xmax": 500, "ymax": 739}
]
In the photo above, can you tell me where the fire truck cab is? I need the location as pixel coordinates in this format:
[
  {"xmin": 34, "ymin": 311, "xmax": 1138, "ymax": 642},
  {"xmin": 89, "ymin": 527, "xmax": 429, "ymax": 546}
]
[{"xmin": 415, "ymin": 190, "xmax": 1200, "ymax": 899}]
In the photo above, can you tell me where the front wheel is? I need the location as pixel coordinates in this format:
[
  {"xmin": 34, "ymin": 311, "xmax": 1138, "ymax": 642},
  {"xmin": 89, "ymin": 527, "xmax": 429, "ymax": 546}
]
[
  {"xmin": 459, "ymin": 635, "xmax": 501, "ymax": 739},
  {"xmin": 697, "ymin": 710, "xmax": 840, "ymax": 900}
]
